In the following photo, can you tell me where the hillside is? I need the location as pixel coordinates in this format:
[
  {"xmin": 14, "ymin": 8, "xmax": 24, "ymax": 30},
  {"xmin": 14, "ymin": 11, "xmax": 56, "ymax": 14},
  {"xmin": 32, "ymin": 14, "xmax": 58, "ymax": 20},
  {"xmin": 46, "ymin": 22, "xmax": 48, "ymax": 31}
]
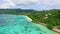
[{"xmin": 0, "ymin": 9, "xmax": 60, "ymax": 29}]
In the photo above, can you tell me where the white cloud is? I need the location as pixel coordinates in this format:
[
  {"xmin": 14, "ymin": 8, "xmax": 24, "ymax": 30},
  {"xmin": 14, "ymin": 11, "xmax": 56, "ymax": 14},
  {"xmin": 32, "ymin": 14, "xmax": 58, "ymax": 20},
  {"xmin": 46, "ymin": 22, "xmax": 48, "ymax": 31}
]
[
  {"xmin": 39, "ymin": 0, "xmax": 60, "ymax": 7},
  {"xmin": 0, "ymin": 0, "xmax": 15, "ymax": 8},
  {"xmin": 11, "ymin": 0, "xmax": 60, "ymax": 6},
  {"xmin": 0, "ymin": 0, "xmax": 60, "ymax": 10},
  {"xmin": 11, "ymin": 0, "xmax": 39, "ymax": 6}
]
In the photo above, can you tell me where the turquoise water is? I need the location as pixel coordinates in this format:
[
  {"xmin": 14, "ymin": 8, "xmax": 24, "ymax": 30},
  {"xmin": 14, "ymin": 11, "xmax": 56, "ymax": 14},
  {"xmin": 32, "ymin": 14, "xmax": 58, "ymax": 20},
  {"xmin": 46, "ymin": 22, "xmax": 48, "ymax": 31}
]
[{"xmin": 0, "ymin": 14, "xmax": 57, "ymax": 34}]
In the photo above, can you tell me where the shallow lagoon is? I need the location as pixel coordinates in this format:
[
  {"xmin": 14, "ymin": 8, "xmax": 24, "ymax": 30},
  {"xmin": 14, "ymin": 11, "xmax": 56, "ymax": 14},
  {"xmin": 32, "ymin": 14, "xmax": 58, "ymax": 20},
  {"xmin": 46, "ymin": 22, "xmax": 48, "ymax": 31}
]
[{"xmin": 0, "ymin": 14, "xmax": 57, "ymax": 34}]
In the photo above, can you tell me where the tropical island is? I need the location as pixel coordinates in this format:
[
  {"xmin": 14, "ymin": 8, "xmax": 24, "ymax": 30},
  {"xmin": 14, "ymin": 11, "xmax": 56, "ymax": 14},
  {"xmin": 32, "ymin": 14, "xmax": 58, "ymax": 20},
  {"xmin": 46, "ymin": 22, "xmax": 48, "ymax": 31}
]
[{"xmin": 0, "ymin": 9, "xmax": 60, "ymax": 32}]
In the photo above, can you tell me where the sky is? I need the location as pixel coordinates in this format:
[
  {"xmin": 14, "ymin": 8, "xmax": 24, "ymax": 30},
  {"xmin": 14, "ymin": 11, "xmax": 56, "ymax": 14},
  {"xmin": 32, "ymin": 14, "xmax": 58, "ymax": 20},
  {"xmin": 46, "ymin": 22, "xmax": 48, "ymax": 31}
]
[{"xmin": 0, "ymin": 0, "xmax": 60, "ymax": 10}]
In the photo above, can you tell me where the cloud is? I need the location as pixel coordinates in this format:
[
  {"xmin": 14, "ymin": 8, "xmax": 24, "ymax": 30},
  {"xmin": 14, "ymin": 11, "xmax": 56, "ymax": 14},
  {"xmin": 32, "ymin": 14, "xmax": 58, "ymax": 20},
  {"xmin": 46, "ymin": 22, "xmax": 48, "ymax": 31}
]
[
  {"xmin": 39, "ymin": 0, "xmax": 60, "ymax": 6},
  {"xmin": 0, "ymin": 0, "xmax": 15, "ymax": 8},
  {"xmin": 11, "ymin": 0, "xmax": 60, "ymax": 6},
  {"xmin": 11, "ymin": 0, "xmax": 39, "ymax": 6},
  {"xmin": 0, "ymin": 0, "xmax": 60, "ymax": 10}
]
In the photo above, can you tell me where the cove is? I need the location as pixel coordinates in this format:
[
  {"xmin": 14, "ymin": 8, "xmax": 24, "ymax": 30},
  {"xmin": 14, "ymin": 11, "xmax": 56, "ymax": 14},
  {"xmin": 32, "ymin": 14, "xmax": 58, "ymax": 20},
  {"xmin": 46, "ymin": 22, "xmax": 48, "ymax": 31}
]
[{"xmin": 0, "ymin": 14, "xmax": 58, "ymax": 34}]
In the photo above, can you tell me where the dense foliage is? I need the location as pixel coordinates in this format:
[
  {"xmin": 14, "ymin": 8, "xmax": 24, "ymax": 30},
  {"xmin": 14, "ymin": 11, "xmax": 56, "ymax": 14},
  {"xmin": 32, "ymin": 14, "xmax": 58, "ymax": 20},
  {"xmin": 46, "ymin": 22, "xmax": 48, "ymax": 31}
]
[{"xmin": 0, "ymin": 9, "xmax": 60, "ymax": 29}]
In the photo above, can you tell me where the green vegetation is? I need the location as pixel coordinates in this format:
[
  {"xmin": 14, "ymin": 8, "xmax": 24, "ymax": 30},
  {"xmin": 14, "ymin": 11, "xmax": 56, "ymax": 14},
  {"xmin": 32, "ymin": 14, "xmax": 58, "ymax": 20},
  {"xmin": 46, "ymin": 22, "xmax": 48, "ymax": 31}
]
[{"xmin": 0, "ymin": 9, "xmax": 60, "ymax": 29}]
